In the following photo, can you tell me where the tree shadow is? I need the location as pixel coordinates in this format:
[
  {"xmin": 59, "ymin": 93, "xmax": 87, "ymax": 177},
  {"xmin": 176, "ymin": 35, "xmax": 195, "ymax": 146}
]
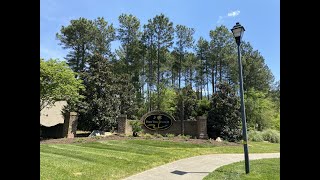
[
  {"xmin": 76, "ymin": 132, "xmax": 91, "ymax": 137},
  {"xmin": 171, "ymin": 170, "xmax": 210, "ymax": 175}
]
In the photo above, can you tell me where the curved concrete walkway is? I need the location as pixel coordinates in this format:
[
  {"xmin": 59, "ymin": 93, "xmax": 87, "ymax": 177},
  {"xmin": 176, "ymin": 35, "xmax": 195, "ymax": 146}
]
[{"xmin": 123, "ymin": 153, "xmax": 280, "ymax": 180}]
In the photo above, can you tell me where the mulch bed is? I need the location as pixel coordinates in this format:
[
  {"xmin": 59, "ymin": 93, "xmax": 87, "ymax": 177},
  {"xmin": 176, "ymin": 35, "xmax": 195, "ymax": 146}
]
[{"xmin": 40, "ymin": 134, "xmax": 240, "ymax": 146}]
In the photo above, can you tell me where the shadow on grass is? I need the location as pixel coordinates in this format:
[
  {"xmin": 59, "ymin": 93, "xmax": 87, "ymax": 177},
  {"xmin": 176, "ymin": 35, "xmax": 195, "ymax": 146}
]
[
  {"xmin": 171, "ymin": 170, "xmax": 210, "ymax": 175},
  {"xmin": 76, "ymin": 133, "xmax": 90, "ymax": 137}
]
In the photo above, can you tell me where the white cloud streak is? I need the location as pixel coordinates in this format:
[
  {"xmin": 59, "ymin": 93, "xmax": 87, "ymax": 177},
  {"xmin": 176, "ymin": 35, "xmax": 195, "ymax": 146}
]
[
  {"xmin": 217, "ymin": 10, "xmax": 241, "ymax": 24},
  {"xmin": 217, "ymin": 16, "xmax": 224, "ymax": 24},
  {"xmin": 41, "ymin": 15, "xmax": 59, "ymax": 22},
  {"xmin": 227, "ymin": 10, "xmax": 240, "ymax": 17}
]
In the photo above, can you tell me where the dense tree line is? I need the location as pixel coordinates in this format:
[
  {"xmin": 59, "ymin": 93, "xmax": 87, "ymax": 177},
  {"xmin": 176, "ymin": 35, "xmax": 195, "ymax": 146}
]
[{"xmin": 49, "ymin": 13, "xmax": 279, "ymax": 135}]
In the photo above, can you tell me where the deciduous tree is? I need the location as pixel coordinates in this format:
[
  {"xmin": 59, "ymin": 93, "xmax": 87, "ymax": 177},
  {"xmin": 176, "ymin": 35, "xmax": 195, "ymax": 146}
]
[{"xmin": 40, "ymin": 58, "xmax": 84, "ymax": 111}]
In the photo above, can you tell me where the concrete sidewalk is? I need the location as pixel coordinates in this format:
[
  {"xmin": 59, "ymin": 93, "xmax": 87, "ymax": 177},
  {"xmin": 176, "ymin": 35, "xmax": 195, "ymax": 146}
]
[{"xmin": 123, "ymin": 153, "xmax": 280, "ymax": 180}]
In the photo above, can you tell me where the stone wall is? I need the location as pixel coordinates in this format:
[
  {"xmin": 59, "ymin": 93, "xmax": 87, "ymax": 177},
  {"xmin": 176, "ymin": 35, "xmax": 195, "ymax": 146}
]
[
  {"xmin": 63, "ymin": 112, "xmax": 78, "ymax": 138},
  {"xmin": 117, "ymin": 114, "xmax": 208, "ymax": 139},
  {"xmin": 141, "ymin": 120, "xmax": 198, "ymax": 137},
  {"xmin": 197, "ymin": 116, "xmax": 208, "ymax": 139},
  {"xmin": 117, "ymin": 115, "xmax": 132, "ymax": 135}
]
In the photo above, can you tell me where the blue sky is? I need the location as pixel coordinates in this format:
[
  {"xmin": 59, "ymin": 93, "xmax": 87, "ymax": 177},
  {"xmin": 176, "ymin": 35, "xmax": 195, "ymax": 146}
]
[{"xmin": 40, "ymin": 0, "xmax": 279, "ymax": 81}]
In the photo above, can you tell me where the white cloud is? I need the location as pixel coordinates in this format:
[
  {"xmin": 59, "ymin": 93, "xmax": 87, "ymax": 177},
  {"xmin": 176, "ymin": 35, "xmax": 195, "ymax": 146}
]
[
  {"xmin": 227, "ymin": 10, "xmax": 240, "ymax": 17},
  {"xmin": 40, "ymin": 15, "xmax": 75, "ymax": 25},
  {"xmin": 41, "ymin": 15, "xmax": 59, "ymax": 22},
  {"xmin": 217, "ymin": 10, "xmax": 241, "ymax": 24},
  {"xmin": 217, "ymin": 16, "xmax": 224, "ymax": 24}
]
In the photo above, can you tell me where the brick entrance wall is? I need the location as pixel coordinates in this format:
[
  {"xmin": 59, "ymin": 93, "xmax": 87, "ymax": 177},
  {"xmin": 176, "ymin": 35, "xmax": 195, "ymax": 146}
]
[{"xmin": 117, "ymin": 114, "xmax": 208, "ymax": 139}]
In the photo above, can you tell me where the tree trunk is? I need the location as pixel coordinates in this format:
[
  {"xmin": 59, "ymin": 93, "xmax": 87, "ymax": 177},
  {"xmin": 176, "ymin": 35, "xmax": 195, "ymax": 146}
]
[
  {"xmin": 141, "ymin": 54, "xmax": 145, "ymax": 102},
  {"xmin": 179, "ymin": 94, "xmax": 185, "ymax": 135},
  {"xmin": 215, "ymin": 63, "xmax": 218, "ymax": 92},
  {"xmin": 211, "ymin": 64, "xmax": 215, "ymax": 95},
  {"xmin": 182, "ymin": 97, "xmax": 184, "ymax": 135},
  {"xmin": 81, "ymin": 44, "xmax": 85, "ymax": 71},
  {"xmin": 179, "ymin": 53, "xmax": 182, "ymax": 89},
  {"xmin": 206, "ymin": 59, "xmax": 209, "ymax": 99},
  {"xmin": 219, "ymin": 59, "xmax": 222, "ymax": 83},
  {"xmin": 184, "ymin": 69, "xmax": 187, "ymax": 87},
  {"xmin": 172, "ymin": 67, "xmax": 174, "ymax": 87},
  {"xmin": 189, "ymin": 67, "xmax": 192, "ymax": 87},
  {"xmin": 149, "ymin": 41, "xmax": 153, "ymax": 111},
  {"xmin": 200, "ymin": 57, "xmax": 203, "ymax": 100},
  {"xmin": 157, "ymin": 43, "xmax": 160, "ymax": 109}
]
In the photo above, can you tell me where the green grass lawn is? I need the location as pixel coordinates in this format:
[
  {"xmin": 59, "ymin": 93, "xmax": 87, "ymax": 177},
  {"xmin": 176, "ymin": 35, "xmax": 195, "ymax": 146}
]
[
  {"xmin": 203, "ymin": 158, "xmax": 280, "ymax": 180},
  {"xmin": 40, "ymin": 140, "xmax": 279, "ymax": 180}
]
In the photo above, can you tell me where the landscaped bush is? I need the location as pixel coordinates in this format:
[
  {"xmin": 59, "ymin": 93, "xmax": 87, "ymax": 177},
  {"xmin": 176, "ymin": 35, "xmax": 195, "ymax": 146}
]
[
  {"xmin": 262, "ymin": 129, "xmax": 280, "ymax": 143},
  {"xmin": 248, "ymin": 130, "xmax": 264, "ymax": 142},
  {"xmin": 129, "ymin": 120, "xmax": 143, "ymax": 137},
  {"xmin": 154, "ymin": 133, "xmax": 164, "ymax": 138},
  {"xmin": 207, "ymin": 138, "xmax": 214, "ymax": 143},
  {"xmin": 248, "ymin": 129, "xmax": 280, "ymax": 143},
  {"xmin": 166, "ymin": 133, "xmax": 175, "ymax": 138},
  {"xmin": 178, "ymin": 134, "xmax": 191, "ymax": 140},
  {"xmin": 183, "ymin": 135, "xmax": 192, "ymax": 140},
  {"xmin": 73, "ymin": 138, "xmax": 86, "ymax": 143},
  {"xmin": 93, "ymin": 136, "xmax": 103, "ymax": 140},
  {"xmin": 143, "ymin": 133, "xmax": 153, "ymax": 139}
]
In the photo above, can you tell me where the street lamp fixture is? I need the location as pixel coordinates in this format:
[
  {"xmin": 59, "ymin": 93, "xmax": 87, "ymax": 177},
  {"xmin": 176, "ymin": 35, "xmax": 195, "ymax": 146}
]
[
  {"xmin": 231, "ymin": 22, "xmax": 250, "ymax": 174},
  {"xmin": 231, "ymin": 22, "xmax": 245, "ymax": 45}
]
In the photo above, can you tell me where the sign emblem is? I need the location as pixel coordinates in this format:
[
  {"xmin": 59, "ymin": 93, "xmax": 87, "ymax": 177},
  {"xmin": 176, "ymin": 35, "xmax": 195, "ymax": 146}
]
[{"xmin": 142, "ymin": 111, "xmax": 174, "ymax": 130}]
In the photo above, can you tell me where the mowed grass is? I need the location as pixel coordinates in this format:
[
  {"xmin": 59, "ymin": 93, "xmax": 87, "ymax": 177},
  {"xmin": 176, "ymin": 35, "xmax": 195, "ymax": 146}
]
[
  {"xmin": 203, "ymin": 158, "xmax": 280, "ymax": 180},
  {"xmin": 40, "ymin": 140, "xmax": 279, "ymax": 180}
]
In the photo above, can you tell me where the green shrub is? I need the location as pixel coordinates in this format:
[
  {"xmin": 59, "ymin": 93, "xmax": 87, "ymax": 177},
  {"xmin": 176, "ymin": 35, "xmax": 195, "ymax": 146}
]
[
  {"xmin": 183, "ymin": 135, "xmax": 192, "ymax": 140},
  {"xmin": 129, "ymin": 120, "xmax": 143, "ymax": 137},
  {"xmin": 92, "ymin": 136, "xmax": 102, "ymax": 140},
  {"xmin": 262, "ymin": 129, "xmax": 280, "ymax": 143},
  {"xmin": 177, "ymin": 134, "xmax": 191, "ymax": 140},
  {"xmin": 166, "ymin": 133, "xmax": 175, "ymax": 138},
  {"xmin": 144, "ymin": 133, "xmax": 153, "ymax": 139},
  {"xmin": 154, "ymin": 133, "xmax": 163, "ymax": 138},
  {"xmin": 207, "ymin": 138, "xmax": 214, "ymax": 143},
  {"xmin": 73, "ymin": 138, "xmax": 86, "ymax": 143},
  {"xmin": 248, "ymin": 130, "xmax": 264, "ymax": 142}
]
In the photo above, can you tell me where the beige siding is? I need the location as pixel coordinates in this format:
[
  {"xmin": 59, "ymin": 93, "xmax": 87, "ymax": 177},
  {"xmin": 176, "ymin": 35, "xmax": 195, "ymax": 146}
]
[{"xmin": 40, "ymin": 101, "xmax": 67, "ymax": 127}]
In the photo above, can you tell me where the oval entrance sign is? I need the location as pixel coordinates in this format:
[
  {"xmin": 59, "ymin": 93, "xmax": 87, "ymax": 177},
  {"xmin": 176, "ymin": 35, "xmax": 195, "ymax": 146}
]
[{"xmin": 142, "ymin": 111, "xmax": 175, "ymax": 130}]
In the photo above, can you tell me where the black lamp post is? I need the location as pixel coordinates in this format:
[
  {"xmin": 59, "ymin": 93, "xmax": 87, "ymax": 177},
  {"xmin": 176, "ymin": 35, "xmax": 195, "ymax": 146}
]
[{"xmin": 231, "ymin": 22, "xmax": 250, "ymax": 174}]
